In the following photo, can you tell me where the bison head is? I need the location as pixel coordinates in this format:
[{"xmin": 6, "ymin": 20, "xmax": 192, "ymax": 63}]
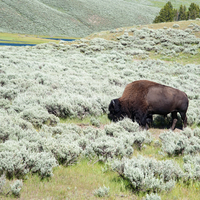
[{"xmin": 108, "ymin": 99, "xmax": 125, "ymax": 122}]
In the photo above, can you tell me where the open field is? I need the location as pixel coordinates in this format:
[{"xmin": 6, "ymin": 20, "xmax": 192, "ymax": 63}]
[
  {"xmin": 0, "ymin": 32, "xmax": 77, "ymax": 46},
  {"xmin": 0, "ymin": 20, "xmax": 200, "ymax": 199}
]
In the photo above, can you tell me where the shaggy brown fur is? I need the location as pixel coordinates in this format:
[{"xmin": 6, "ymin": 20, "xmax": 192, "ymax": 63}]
[
  {"xmin": 108, "ymin": 80, "xmax": 189, "ymax": 130},
  {"xmin": 119, "ymin": 80, "xmax": 158, "ymax": 114}
]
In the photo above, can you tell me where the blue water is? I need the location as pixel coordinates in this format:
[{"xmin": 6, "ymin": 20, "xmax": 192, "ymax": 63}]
[
  {"xmin": 0, "ymin": 43, "xmax": 36, "ymax": 46},
  {"xmin": 0, "ymin": 37, "xmax": 75, "ymax": 46},
  {"xmin": 45, "ymin": 38, "xmax": 75, "ymax": 41}
]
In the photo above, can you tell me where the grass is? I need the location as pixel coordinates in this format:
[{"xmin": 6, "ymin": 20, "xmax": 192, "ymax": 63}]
[
  {"xmin": 86, "ymin": 20, "xmax": 200, "ymax": 41},
  {"xmin": 149, "ymin": 51, "xmax": 200, "ymax": 65},
  {"xmin": 0, "ymin": 32, "xmax": 77, "ymax": 45},
  {"xmin": 1, "ymin": 159, "xmax": 136, "ymax": 200},
  {"xmin": 161, "ymin": 181, "xmax": 200, "ymax": 200}
]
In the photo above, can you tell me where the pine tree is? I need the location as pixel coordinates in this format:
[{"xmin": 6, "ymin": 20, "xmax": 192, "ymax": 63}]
[
  {"xmin": 173, "ymin": 8, "xmax": 179, "ymax": 21},
  {"xmin": 153, "ymin": 1, "xmax": 174, "ymax": 23},
  {"xmin": 178, "ymin": 5, "xmax": 187, "ymax": 20},
  {"xmin": 188, "ymin": 3, "xmax": 200, "ymax": 19}
]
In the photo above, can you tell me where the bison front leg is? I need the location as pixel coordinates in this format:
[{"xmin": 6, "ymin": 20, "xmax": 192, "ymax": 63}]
[
  {"xmin": 141, "ymin": 114, "xmax": 150, "ymax": 130},
  {"xmin": 171, "ymin": 111, "xmax": 178, "ymax": 130}
]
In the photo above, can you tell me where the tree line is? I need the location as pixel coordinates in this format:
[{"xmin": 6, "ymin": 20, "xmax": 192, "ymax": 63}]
[{"xmin": 153, "ymin": 2, "xmax": 200, "ymax": 23}]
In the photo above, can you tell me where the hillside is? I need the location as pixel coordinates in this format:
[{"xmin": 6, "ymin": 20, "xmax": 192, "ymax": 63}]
[
  {"xmin": 0, "ymin": 0, "xmax": 179, "ymax": 37},
  {"xmin": 0, "ymin": 0, "xmax": 162, "ymax": 37}
]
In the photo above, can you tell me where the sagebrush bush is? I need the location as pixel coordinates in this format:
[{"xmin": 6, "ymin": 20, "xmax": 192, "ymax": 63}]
[
  {"xmin": 160, "ymin": 128, "xmax": 200, "ymax": 156},
  {"xmin": 143, "ymin": 193, "xmax": 161, "ymax": 200},
  {"xmin": 94, "ymin": 186, "xmax": 110, "ymax": 197},
  {"xmin": 90, "ymin": 117, "xmax": 100, "ymax": 127},
  {"xmin": 1, "ymin": 40, "xmax": 199, "ymax": 122},
  {"xmin": 10, "ymin": 179, "xmax": 23, "ymax": 197},
  {"xmin": 0, "ymin": 173, "xmax": 6, "ymax": 194},
  {"xmin": 0, "ymin": 140, "xmax": 58, "ymax": 178},
  {"xmin": 0, "ymin": 24, "xmax": 200, "ymax": 198},
  {"xmin": 183, "ymin": 154, "xmax": 200, "ymax": 181},
  {"xmin": 21, "ymin": 107, "xmax": 59, "ymax": 128},
  {"xmin": 110, "ymin": 156, "xmax": 182, "ymax": 192}
]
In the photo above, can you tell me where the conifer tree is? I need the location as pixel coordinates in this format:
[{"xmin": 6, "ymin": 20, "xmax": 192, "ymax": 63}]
[
  {"xmin": 187, "ymin": 3, "xmax": 200, "ymax": 19},
  {"xmin": 153, "ymin": 1, "xmax": 174, "ymax": 23},
  {"xmin": 178, "ymin": 5, "xmax": 187, "ymax": 20}
]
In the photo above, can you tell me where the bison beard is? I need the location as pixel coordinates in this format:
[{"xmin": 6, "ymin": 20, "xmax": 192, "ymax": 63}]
[{"xmin": 108, "ymin": 80, "xmax": 189, "ymax": 130}]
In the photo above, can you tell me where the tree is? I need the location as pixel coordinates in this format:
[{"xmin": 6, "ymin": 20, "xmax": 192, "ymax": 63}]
[
  {"xmin": 178, "ymin": 5, "xmax": 187, "ymax": 20},
  {"xmin": 153, "ymin": 1, "xmax": 174, "ymax": 23},
  {"xmin": 187, "ymin": 3, "xmax": 200, "ymax": 19}
]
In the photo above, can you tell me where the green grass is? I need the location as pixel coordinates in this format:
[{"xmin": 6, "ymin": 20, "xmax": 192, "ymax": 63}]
[
  {"xmin": 0, "ymin": 32, "xmax": 77, "ymax": 45},
  {"xmin": 1, "ymin": 159, "xmax": 136, "ymax": 200},
  {"xmin": 161, "ymin": 181, "xmax": 200, "ymax": 200},
  {"xmin": 150, "ymin": 0, "xmax": 200, "ymax": 9},
  {"xmin": 149, "ymin": 50, "xmax": 200, "ymax": 65}
]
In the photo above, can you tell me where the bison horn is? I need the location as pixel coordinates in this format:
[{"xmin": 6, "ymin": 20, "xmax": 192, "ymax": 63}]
[{"xmin": 112, "ymin": 100, "xmax": 115, "ymax": 107}]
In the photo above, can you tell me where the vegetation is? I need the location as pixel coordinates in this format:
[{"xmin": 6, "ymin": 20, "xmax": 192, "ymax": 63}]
[
  {"xmin": 0, "ymin": 20, "xmax": 200, "ymax": 199},
  {"xmin": 154, "ymin": 1, "xmax": 200, "ymax": 23},
  {"xmin": 1, "ymin": 0, "xmax": 200, "ymax": 38},
  {"xmin": 0, "ymin": 0, "xmax": 159, "ymax": 37}
]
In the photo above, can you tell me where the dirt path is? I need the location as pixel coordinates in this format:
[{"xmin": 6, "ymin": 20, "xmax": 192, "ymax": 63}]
[{"xmin": 149, "ymin": 128, "xmax": 182, "ymax": 140}]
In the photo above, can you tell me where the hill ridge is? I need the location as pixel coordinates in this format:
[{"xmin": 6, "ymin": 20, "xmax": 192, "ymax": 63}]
[
  {"xmin": 0, "ymin": 0, "xmax": 160, "ymax": 37},
  {"xmin": 0, "ymin": 0, "xmax": 199, "ymax": 37}
]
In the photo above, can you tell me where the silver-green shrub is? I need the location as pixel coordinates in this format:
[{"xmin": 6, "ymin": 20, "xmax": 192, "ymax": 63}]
[
  {"xmin": 94, "ymin": 186, "xmax": 110, "ymax": 197},
  {"xmin": 110, "ymin": 156, "xmax": 183, "ymax": 192},
  {"xmin": 160, "ymin": 128, "xmax": 200, "ymax": 156},
  {"xmin": 90, "ymin": 117, "xmax": 100, "ymax": 128},
  {"xmin": 21, "ymin": 107, "xmax": 59, "ymax": 128},
  {"xmin": 0, "ymin": 140, "xmax": 58, "ymax": 178},
  {"xmin": 105, "ymin": 119, "xmax": 152, "ymax": 149},
  {"xmin": 84, "ymin": 135, "xmax": 134, "ymax": 161},
  {"xmin": 10, "ymin": 179, "xmax": 23, "ymax": 197},
  {"xmin": 0, "ymin": 173, "xmax": 6, "ymax": 194},
  {"xmin": 143, "ymin": 193, "xmax": 161, "ymax": 200},
  {"xmin": 183, "ymin": 155, "xmax": 200, "ymax": 181}
]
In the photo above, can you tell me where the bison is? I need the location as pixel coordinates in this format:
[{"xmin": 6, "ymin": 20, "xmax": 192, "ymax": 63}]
[{"xmin": 108, "ymin": 80, "xmax": 189, "ymax": 130}]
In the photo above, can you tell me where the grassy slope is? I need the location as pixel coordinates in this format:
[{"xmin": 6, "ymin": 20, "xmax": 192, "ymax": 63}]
[
  {"xmin": 0, "ymin": 0, "xmax": 199, "ymax": 37},
  {"xmin": 1, "ymin": 0, "xmax": 199, "ymax": 38},
  {"xmin": 0, "ymin": 32, "xmax": 57, "ymax": 45},
  {"xmin": 149, "ymin": 0, "xmax": 200, "ymax": 8},
  {"xmin": 86, "ymin": 20, "xmax": 200, "ymax": 65},
  {"xmin": 0, "ymin": 32, "xmax": 77, "ymax": 45}
]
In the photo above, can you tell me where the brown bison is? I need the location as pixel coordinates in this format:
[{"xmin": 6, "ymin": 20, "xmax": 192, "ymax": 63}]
[{"xmin": 108, "ymin": 80, "xmax": 189, "ymax": 130}]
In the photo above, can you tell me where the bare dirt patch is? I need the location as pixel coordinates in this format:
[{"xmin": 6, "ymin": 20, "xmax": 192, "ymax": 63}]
[{"xmin": 149, "ymin": 128, "xmax": 182, "ymax": 140}]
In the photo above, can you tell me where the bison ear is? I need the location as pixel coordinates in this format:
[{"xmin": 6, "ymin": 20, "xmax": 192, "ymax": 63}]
[{"xmin": 113, "ymin": 99, "xmax": 121, "ymax": 112}]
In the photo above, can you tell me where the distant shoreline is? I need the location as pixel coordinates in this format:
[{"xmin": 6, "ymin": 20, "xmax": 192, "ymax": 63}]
[{"xmin": 0, "ymin": 38, "xmax": 76, "ymax": 46}]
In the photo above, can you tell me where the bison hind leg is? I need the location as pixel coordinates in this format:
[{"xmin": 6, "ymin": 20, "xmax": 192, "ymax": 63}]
[
  {"xmin": 171, "ymin": 111, "xmax": 178, "ymax": 130},
  {"xmin": 179, "ymin": 111, "xmax": 187, "ymax": 128}
]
